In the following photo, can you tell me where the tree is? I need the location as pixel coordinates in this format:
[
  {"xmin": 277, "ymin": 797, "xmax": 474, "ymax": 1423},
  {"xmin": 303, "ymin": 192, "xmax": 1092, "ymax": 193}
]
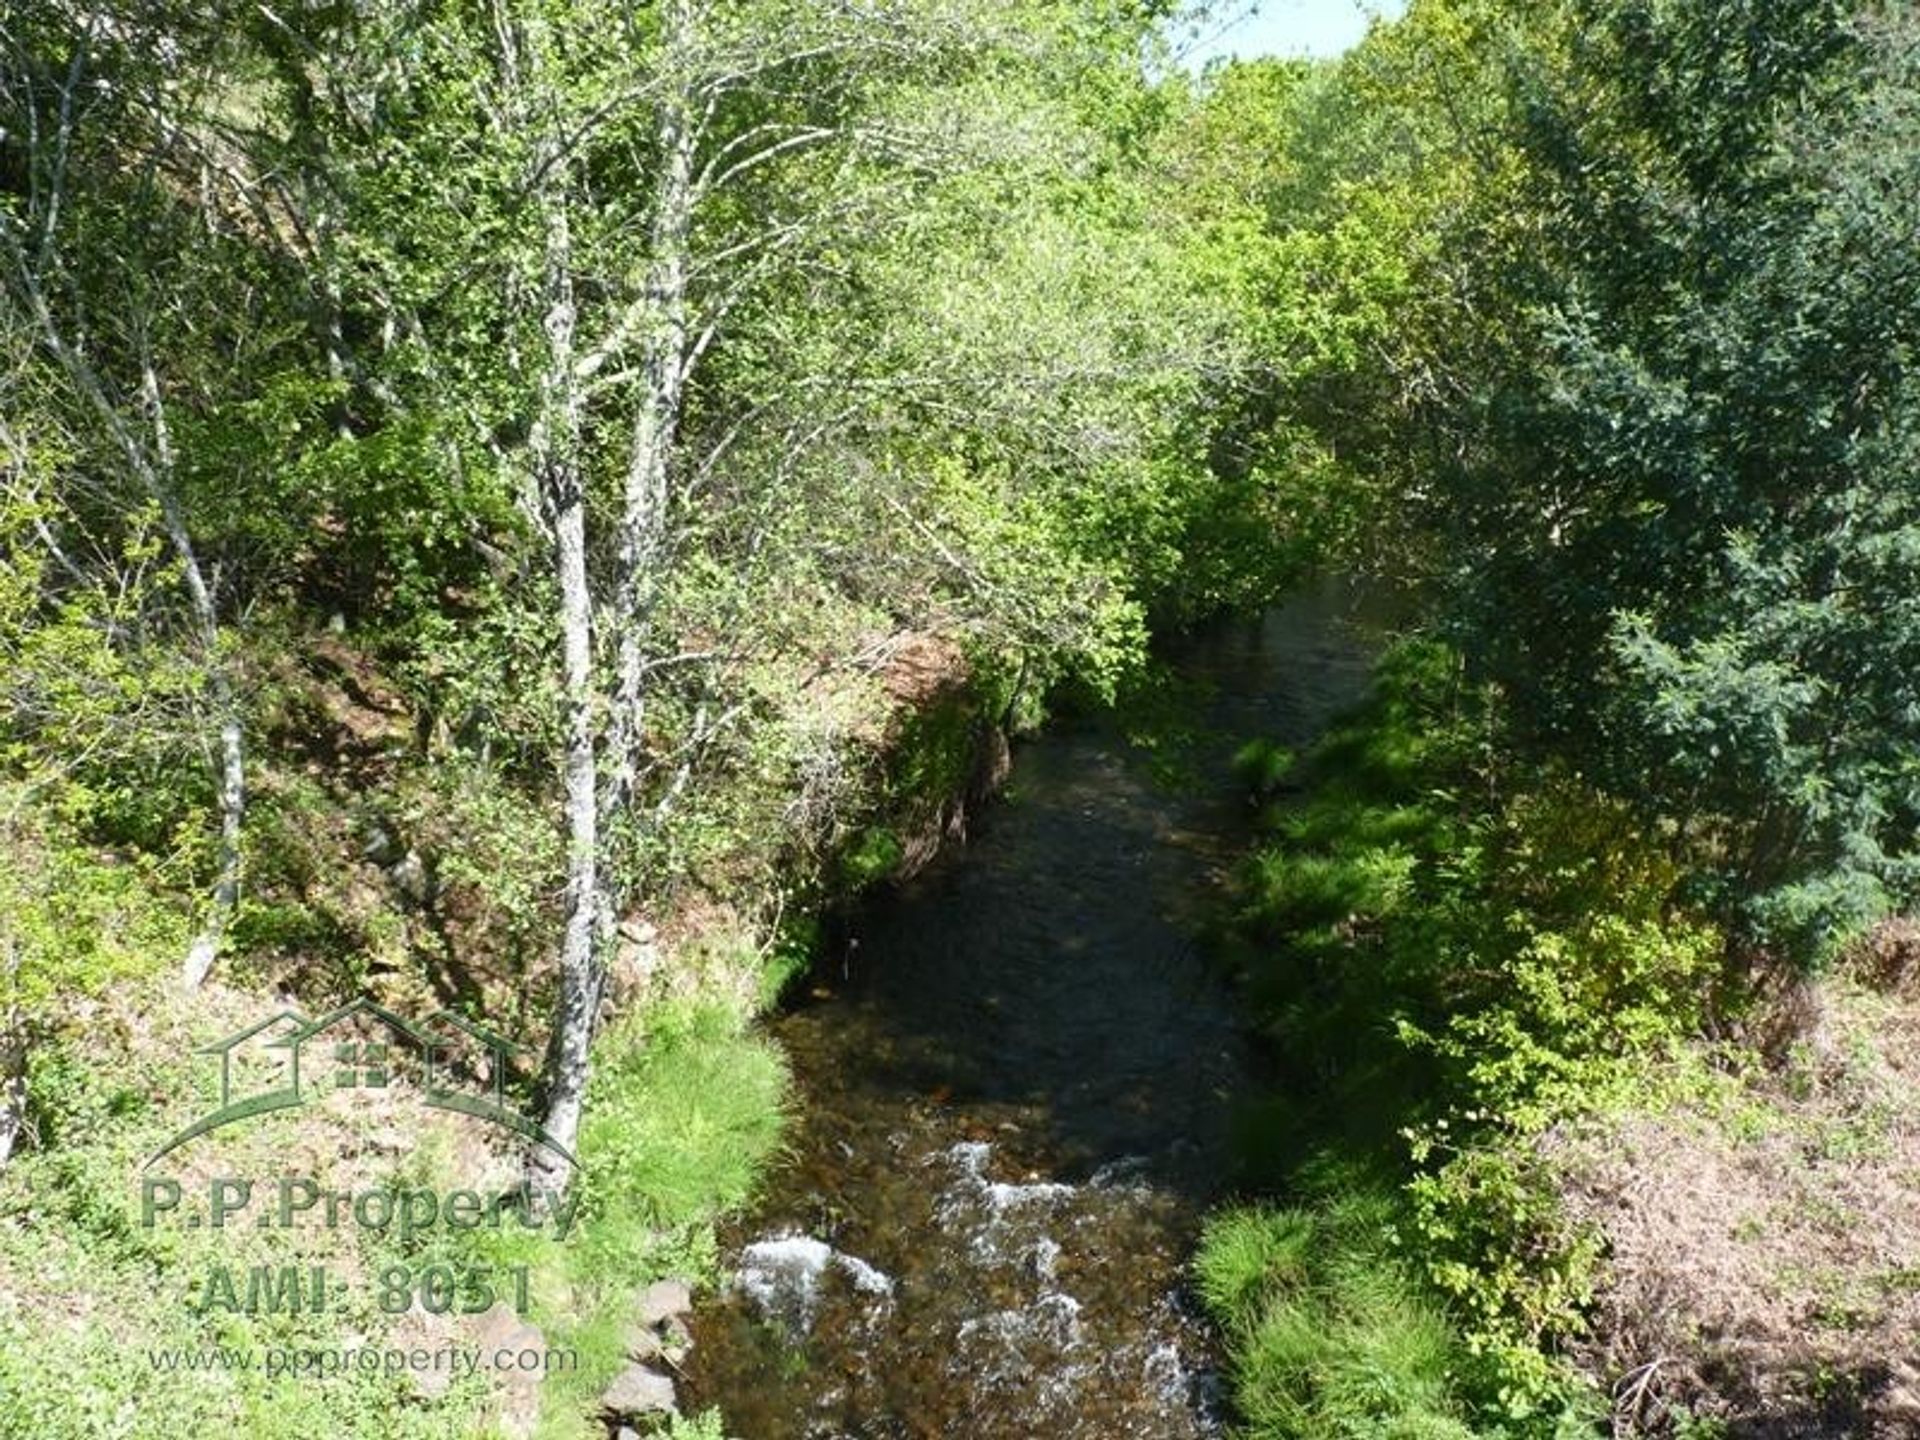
[
  {"xmin": 1405, "ymin": 0, "xmax": 1920, "ymax": 966},
  {"xmin": 251, "ymin": 0, "xmax": 1241, "ymax": 1193}
]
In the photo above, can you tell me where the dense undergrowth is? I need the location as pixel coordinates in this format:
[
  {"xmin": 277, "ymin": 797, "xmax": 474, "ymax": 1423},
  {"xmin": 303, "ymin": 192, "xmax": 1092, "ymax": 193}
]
[{"xmin": 1201, "ymin": 643, "xmax": 1728, "ymax": 1437}]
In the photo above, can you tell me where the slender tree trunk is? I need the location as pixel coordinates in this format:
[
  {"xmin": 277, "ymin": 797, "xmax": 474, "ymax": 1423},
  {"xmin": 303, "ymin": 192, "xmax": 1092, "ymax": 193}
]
[
  {"xmin": 522, "ymin": 1, "xmax": 702, "ymax": 1198},
  {"xmin": 181, "ymin": 706, "xmax": 244, "ymax": 988},
  {"xmin": 0, "ymin": 1036, "xmax": 23, "ymax": 1171},
  {"xmin": 528, "ymin": 130, "xmax": 601, "ymax": 1199},
  {"xmin": 0, "ymin": 940, "xmax": 24, "ymax": 1172},
  {"xmin": 601, "ymin": 0, "xmax": 697, "ymax": 865},
  {"xmin": 140, "ymin": 361, "xmax": 248, "ymax": 991}
]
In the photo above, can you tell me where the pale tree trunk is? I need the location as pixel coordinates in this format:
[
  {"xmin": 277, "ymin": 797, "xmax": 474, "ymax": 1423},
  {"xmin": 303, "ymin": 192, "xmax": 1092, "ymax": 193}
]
[
  {"xmin": 539, "ymin": 1, "xmax": 700, "ymax": 1196},
  {"xmin": 601, "ymin": 0, "xmax": 697, "ymax": 854},
  {"xmin": 526, "ymin": 0, "xmax": 848, "ymax": 1193},
  {"xmin": 0, "ymin": 940, "xmax": 24, "ymax": 1171},
  {"xmin": 526, "ymin": 123, "xmax": 602, "ymax": 1200},
  {"xmin": 532, "ymin": 0, "xmax": 701, "ymax": 1190},
  {"xmin": 180, "ymin": 708, "xmax": 244, "ymax": 988},
  {"xmin": 0, "ymin": 1036, "xmax": 23, "ymax": 1171},
  {"xmin": 142, "ymin": 360, "xmax": 247, "ymax": 991}
]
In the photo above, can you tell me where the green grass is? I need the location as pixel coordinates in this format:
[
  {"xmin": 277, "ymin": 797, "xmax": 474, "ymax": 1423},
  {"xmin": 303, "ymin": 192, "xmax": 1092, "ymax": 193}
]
[
  {"xmin": 580, "ymin": 999, "xmax": 788, "ymax": 1238},
  {"xmin": 1198, "ymin": 1188, "xmax": 1476, "ymax": 1440},
  {"xmin": 0, "ymin": 988, "xmax": 786, "ymax": 1440},
  {"xmin": 1232, "ymin": 738, "xmax": 1298, "ymax": 797}
]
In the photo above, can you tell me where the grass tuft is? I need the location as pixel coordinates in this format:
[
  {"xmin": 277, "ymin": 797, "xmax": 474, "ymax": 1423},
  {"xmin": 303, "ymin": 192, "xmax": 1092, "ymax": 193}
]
[{"xmin": 1200, "ymin": 1189, "xmax": 1475, "ymax": 1440}]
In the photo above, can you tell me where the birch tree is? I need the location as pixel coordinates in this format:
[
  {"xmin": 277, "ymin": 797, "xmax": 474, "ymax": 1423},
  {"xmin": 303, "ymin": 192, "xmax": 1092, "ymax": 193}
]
[
  {"xmin": 493, "ymin": 0, "xmax": 1018, "ymax": 1192},
  {"xmin": 464, "ymin": 0, "xmax": 1206, "ymax": 1190}
]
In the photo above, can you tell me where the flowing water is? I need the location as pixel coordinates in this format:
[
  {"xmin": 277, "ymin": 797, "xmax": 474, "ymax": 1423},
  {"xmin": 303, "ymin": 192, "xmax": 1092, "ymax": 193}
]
[{"xmin": 682, "ymin": 581, "xmax": 1382, "ymax": 1438}]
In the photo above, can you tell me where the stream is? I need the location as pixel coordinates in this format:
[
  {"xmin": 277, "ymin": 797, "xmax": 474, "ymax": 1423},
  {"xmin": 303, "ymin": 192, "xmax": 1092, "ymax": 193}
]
[{"xmin": 682, "ymin": 580, "xmax": 1381, "ymax": 1438}]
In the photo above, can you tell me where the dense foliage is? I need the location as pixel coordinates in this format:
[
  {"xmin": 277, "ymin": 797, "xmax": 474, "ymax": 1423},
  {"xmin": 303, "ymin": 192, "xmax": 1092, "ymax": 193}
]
[
  {"xmin": 1210, "ymin": 645, "xmax": 1720, "ymax": 1432},
  {"xmin": 5, "ymin": 0, "xmax": 1916, "ymax": 1433},
  {"xmin": 1190, "ymin": 3, "xmax": 1920, "ymax": 1435},
  {"xmin": 1343, "ymin": 0, "xmax": 1920, "ymax": 969},
  {"xmin": 0, "ymin": 1, "xmax": 1336, "ymax": 1433},
  {"xmin": 0, "ymin": 0, "xmax": 1301, "ymax": 1154}
]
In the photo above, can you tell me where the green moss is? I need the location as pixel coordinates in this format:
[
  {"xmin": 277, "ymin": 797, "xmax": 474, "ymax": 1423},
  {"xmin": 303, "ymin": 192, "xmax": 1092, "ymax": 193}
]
[{"xmin": 758, "ymin": 916, "xmax": 821, "ymax": 1009}]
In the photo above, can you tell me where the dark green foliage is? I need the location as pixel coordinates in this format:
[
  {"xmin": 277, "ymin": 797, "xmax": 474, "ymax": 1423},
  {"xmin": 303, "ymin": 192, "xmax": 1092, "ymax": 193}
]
[
  {"xmin": 1231, "ymin": 737, "xmax": 1296, "ymax": 797},
  {"xmin": 1219, "ymin": 643, "xmax": 1471, "ymax": 1166},
  {"xmin": 1186, "ymin": 10, "xmax": 1920, "ymax": 1429},
  {"xmin": 1424, "ymin": 0, "xmax": 1920, "ymax": 967}
]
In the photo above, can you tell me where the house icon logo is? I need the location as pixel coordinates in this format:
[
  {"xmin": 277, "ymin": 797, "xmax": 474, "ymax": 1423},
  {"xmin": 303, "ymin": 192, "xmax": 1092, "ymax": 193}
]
[{"xmin": 145, "ymin": 998, "xmax": 575, "ymax": 1168}]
